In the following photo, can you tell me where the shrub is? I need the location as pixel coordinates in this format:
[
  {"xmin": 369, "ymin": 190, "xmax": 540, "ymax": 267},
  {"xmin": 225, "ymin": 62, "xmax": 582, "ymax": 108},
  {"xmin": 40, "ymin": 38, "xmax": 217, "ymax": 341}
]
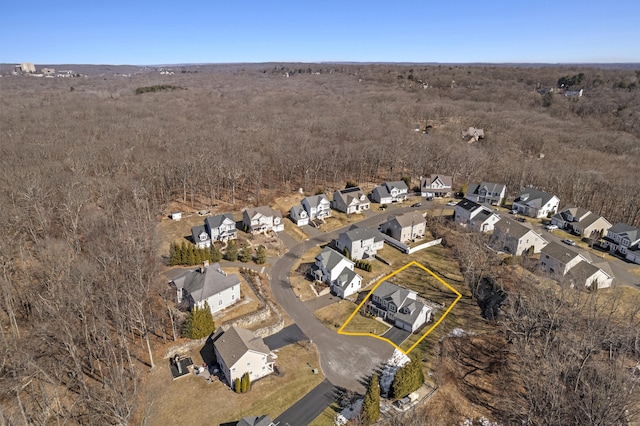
[
  {"xmin": 226, "ymin": 240, "xmax": 238, "ymax": 261},
  {"xmin": 183, "ymin": 302, "xmax": 215, "ymax": 339}
]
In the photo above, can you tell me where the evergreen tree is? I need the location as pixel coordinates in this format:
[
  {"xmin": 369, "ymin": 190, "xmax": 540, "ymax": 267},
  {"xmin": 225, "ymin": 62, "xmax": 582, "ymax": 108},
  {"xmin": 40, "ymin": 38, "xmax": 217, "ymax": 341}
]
[
  {"xmin": 226, "ymin": 240, "xmax": 238, "ymax": 261},
  {"xmin": 180, "ymin": 241, "xmax": 188, "ymax": 265},
  {"xmin": 194, "ymin": 247, "xmax": 203, "ymax": 264},
  {"xmin": 186, "ymin": 245, "xmax": 196, "ymax": 265},
  {"xmin": 255, "ymin": 245, "xmax": 267, "ymax": 264},
  {"xmin": 234, "ymin": 377, "xmax": 241, "ymax": 393},
  {"xmin": 361, "ymin": 373, "xmax": 380, "ymax": 425},
  {"xmin": 241, "ymin": 372, "xmax": 251, "ymax": 392},
  {"xmin": 183, "ymin": 302, "xmax": 215, "ymax": 339},
  {"xmin": 239, "ymin": 246, "xmax": 252, "ymax": 263},
  {"xmin": 169, "ymin": 242, "xmax": 178, "ymax": 266},
  {"xmin": 210, "ymin": 245, "xmax": 222, "ymax": 262},
  {"xmin": 391, "ymin": 351, "xmax": 423, "ymax": 399}
]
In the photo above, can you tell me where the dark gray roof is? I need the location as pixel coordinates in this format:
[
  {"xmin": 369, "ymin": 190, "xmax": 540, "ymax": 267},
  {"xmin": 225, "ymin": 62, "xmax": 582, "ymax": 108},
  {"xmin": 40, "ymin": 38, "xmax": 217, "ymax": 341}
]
[
  {"xmin": 473, "ymin": 209, "xmax": 494, "ymax": 223},
  {"xmin": 467, "ymin": 182, "xmax": 505, "ymax": 197},
  {"xmin": 384, "ymin": 180, "xmax": 409, "ymax": 191},
  {"xmin": 303, "ymin": 194, "xmax": 330, "ymax": 209},
  {"xmin": 494, "ymin": 218, "xmax": 534, "ymax": 239},
  {"xmin": 391, "ymin": 211, "xmax": 426, "ymax": 228},
  {"xmin": 515, "ymin": 188, "xmax": 557, "ymax": 208},
  {"xmin": 609, "ymin": 223, "xmax": 640, "ymax": 242},
  {"xmin": 289, "ymin": 205, "xmax": 307, "ymax": 221},
  {"xmin": 541, "ymin": 241, "xmax": 583, "ymax": 262},
  {"xmin": 570, "ymin": 261, "xmax": 602, "ymax": 280},
  {"xmin": 191, "ymin": 224, "xmax": 209, "ymax": 243},
  {"xmin": 212, "ymin": 326, "xmax": 271, "ymax": 369},
  {"xmin": 456, "ymin": 198, "xmax": 482, "ymax": 211},
  {"xmin": 373, "ymin": 281, "xmax": 411, "ymax": 308},
  {"xmin": 343, "ymin": 227, "xmax": 384, "ymax": 243},
  {"xmin": 334, "ymin": 187, "xmax": 367, "ymax": 205},
  {"xmin": 371, "ymin": 186, "xmax": 390, "ymax": 199},
  {"xmin": 237, "ymin": 416, "xmax": 274, "ymax": 426},
  {"xmin": 315, "ymin": 247, "xmax": 350, "ymax": 272},
  {"xmin": 205, "ymin": 213, "xmax": 235, "ymax": 230},
  {"xmin": 172, "ymin": 263, "xmax": 240, "ymax": 304},
  {"xmin": 394, "ymin": 299, "xmax": 428, "ymax": 326},
  {"xmin": 336, "ymin": 268, "xmax": 360, "ymax": 290}
]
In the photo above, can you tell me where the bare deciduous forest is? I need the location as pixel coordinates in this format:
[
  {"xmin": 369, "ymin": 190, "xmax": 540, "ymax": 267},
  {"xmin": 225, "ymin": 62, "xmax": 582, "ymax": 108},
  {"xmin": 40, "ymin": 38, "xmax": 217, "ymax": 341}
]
[{"xmin": 1, "ymin": 63, "xmax": 639, "ymax": 425}]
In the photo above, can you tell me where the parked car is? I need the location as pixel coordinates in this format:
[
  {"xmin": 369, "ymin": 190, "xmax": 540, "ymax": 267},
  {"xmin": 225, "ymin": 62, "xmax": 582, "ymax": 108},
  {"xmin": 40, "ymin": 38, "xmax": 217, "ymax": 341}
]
[
  {"xmin": 446, "ymin": 201, "xmax": 457, "ymax": 206},
  {"xmin": 515, "ymin": 217, "xmax": 526, "ymax": 223},
  {"xmin": 379, "ymin": 205, "xmax": 387, "ymax": 210},
  {"xmin": 411, "ymin": 202, "xmax": 422, "ymax": 208},
  {"xmin": 545, "ymin": 224, "xmax": 558, "ymax": 230},
  {"xmin": 562, "ymin": 239, "xmax": 576, "ymax": 246}
]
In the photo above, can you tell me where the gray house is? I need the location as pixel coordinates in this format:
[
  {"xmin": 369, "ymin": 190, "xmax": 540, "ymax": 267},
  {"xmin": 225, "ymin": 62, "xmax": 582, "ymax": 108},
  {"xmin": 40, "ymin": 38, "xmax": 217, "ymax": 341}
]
[
  {"xmin": 205, "ymin": 213, "xmax": 237, "ymax": 242},
  {"xmin": 600, "ymin": 223, "xmax": 640, "ymax": 264},
  {"xmin": 370, "ymin": 181, "xmax": 409, "ymax": 204},
  {"xmin": 367, "ymin": 281, "xmax": 434, "ymax": 332},
  {"xmin": 312, "ymin": 247, "xmax": 362, "ymax": 298},
  {"xmin": 336, "ymin": 227, "xmax": 385, "ymax": 260},
  {"xmin": 301, "ymin": 194, "xmax": 332, "ymax": 220},
  {"xmin": 512, "ymin": 188, "xmax": 559, "ymax": 218},
  {"xmin": 170, "ymin": 262, "xmax": 241, "ymax": 315},
  {"xmin": 332, "ymin": 187, "xmax": 370, "ymax": 214},
  {"xmin": 380, "ymin": 211, "xmax": 426, "ymax": 243},
  {"xmin": 465, "ymin": 182, "xmax": 506, "ymax": 206},
  {"xmin": 191, "ymin": 224, "xmax": 211, "ymax": 249},
  {"xmin": 289, "ymin": 205, "xmax": 309, "ymax": 227},
  {"xmin": 420, "ymin": 174, "xmax": 452, "ymax": 198},
  {"xmin": 243, "ymin": 206, "xmax": 284, "ymax": 234},
  {"xmin": 490, "ymin": 218, "xmax": 548, "ymax": 256}
]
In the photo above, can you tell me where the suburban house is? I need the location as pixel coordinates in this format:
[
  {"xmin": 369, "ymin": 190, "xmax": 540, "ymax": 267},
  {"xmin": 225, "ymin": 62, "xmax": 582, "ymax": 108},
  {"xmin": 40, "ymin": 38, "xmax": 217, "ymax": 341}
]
[
  {"xmin": 380, "ymin": 211, "xmax": 427, "ymax": 244},
  {"xmin": 242, "ymin": 206, "xmax": 284, "ymax": 234},
  {"xmin": 465, "ymin": 182, "xmax": 506, "ymax": 206},
  {"xmin": 550, "ymin": 207, "xmax": 611, "ymax": 238},
  {"xmin": 599, "ymin": 223, "xmax": 640, "ymax": 264},
  {"xmin": 191, "ymin": 224, "xmax": 211, "ymax": 249},
  {"xmin": 370, "ymin": 181, "xmax": 409, "ymax": 204},
  {"xmin": 332, "ymin": 187, "xmax": 370, "ymax": 214},
  {"xmin": 170, "ymin": 262, "xmax": 241, "ymax": 315},
  {"xmin": 312, "ymin": 247, "xmax": 362, "ymax": 298},
  {"xmin": 211, "ymin": 325, "xmax": 275, "ymax": 387},
  {"xmin": 236, "ymin": 416, "xmax": 275, "ymax": 426},
  {"xmin": 301, "ymin": 194, "xmax": 332, "ymax": 220},
  {"xmin": 420, "ymin": 174, "xmax": 452, "ymax": 198},
  {"xmin": 454, "ymin": 199, "xmax": 501, "ymax": 232},
  {"xmin": 289, "ymin": 205, "xmax": 309, "ymax": 227},
  {"xmin": 205, "ymin": 213, "xmax": 238, "ymax": 242},
  {"xmin": 490, "ymin": 218, "xmax": 548, "ymax": 255},
  {"xmin": 539, "ymin": 241, "xmax": 613, "ymax": 288},
  {"xmin": 336, "ymin": 227, "xmax": 385, "ymax": 260},
  {"xmin": 512, "ymin": 188, "xmax": 559, "ymax": 218},
  {"xmin": 367, "ymin": 281, "xmax": 435, "ymax": 332}
]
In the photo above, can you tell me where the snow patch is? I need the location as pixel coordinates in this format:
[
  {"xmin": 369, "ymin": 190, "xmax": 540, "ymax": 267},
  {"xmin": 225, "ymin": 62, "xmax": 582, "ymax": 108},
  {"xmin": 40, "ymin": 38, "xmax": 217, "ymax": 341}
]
[
  {"xmin": 379, "ymin": 349, "xmax": 410, "ymax": 396},
  {"xmin": 335, "ymin": 398, "xmax": 363, "ymax": 425}
]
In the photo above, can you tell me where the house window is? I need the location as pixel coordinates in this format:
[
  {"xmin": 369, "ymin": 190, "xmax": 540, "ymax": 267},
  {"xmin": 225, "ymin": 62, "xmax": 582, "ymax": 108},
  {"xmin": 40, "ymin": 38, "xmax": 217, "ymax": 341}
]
[
  {"xmin": 231, "ymin": 294, "xmax": 235, "ymax": 300},
  {"xmin": 247, "ymin": 362, "xmax": 251, "ymax": 366},
  {"xmin": 218, "ymin": 300, "xmax": 223, "ymax": 306}
]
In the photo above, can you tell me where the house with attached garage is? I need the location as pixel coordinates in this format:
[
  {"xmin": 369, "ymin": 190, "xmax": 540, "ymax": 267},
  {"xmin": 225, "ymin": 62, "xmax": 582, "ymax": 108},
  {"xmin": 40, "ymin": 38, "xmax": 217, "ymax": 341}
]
[
  {"xmin": 205, "ymin": 213, "xmax": 238, "ymax": 242},
  {"xmin": 599, "ymin": 223, "xmax": 640, "ymax": 264},
  {"xmin": 336, "ymin": 227, "xmax": 385, "ymax": 260},
  {"xmin": 420, "ymin": 174, "xmax": 453, "ymax": 198},
  {"xmin": 367, "ymin": 281, "xmax": 436, "ymax": 332},
  {"xmin": 170, "ymin": 262, "xmax": 241, "ymax": 315},
  {"xmin": 288, "ymin": 205, "xmax": 309, "ymax": 227},
  {"xmin": 490, "ymin": 217, "xmax": 548, "ymax": 255},
  {"xmin": 302, "ymin": 194, "xmax": 332, "ymax": 220},
  {"xmin": 191, "ymin": 224, "xmax": 211, "ymax": 249},
  {"xmin": 370, "ymin": 181, "xmax": 409, "ymax": 204},
  {"xmin": 236, "ymin": 416, "xmax": 275, "ymax": 426},
  {"xmin": 550, "ymin": 207, "xmax": 611, "ymax": 238},
  {"xmin": 454, "ymin": 199, "xmax": 501, "ymax": 232},
  {"xmin": 539, "ymin": 241, "xmax": 613, "ymax": 288},
  {"xmin": 312, "ymin": 247, "xmax": 362, "ymax": 298},
  {"xmin": 211, "ymin": 325, "xmax": 275, "ymax": 387},
  {"xmin": 242, "ymin": 206, "xmax": 284, "ymax": 234},
  {"xmin": 332, "ymin": 187, "xmax": 370, "ymax": 214},
  {"xmin": 380, "ymin": 211, "xmax": 426, "ymax": 244},
  {"xmin": 512, "ymin": 188, "xmax": 559, "ymax": 218},
  {"xmin": 465, "ymin": 182, "xmax": 506, "ymax": 206}
]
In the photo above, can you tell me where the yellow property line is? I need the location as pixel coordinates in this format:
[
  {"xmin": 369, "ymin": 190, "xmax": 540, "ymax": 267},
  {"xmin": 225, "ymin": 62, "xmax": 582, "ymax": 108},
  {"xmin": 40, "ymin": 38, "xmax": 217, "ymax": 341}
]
[{"xmin": 337, "ymin": 260, "xmax": 462, "ymax": 355}]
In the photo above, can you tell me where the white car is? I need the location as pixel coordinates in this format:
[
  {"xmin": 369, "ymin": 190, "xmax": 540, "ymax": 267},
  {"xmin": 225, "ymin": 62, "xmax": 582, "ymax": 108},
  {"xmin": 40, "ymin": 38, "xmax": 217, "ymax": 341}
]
[
  {"xmin": 545, "ymin": 224, "xmax": 558, "ymax": 230},
  {"xmin": 446, "ymin": 201, "xmax": 457, "ymax": 206}
]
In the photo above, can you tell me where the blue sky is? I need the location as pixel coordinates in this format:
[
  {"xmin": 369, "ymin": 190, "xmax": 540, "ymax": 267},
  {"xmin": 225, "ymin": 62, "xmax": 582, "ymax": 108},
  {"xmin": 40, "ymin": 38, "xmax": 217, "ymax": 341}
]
[{"xmin": 2, "ymin": 0, "xmax": 639, "ymax": 64}]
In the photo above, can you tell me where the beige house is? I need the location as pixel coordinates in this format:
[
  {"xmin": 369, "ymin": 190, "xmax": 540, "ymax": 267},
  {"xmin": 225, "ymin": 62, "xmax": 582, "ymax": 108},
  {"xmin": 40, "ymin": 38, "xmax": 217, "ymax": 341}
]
[
  {"xmin": 332, "ymin": 187, "xmax": 370, "ymax": 214},
  {"xmin": 243, "ymin": 206, "xmax": 284, "ymax": 233},
  {"xmin": 540, "ymin": 241, "xmax": 613, "ymax": 289},
  {"xmin": 551, "ymin": 206, "xmax": 611, "ymax": 238},
  {"xmin": 212, "ymin": 326, "xmax": 275, "ymax": 387},
  {"xmin": 380, "ymin": 211, "xmax": 426, "ymax": 243},
  {"xmin": 490, "ymin": 218, "xmax": 548, "ymax": 256}
]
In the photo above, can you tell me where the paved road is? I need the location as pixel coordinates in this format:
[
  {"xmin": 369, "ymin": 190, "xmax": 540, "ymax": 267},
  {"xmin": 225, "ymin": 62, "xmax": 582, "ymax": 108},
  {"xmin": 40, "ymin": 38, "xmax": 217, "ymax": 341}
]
[
  {"xmin": 264, "ymin": 324, "xmax": 307, "ymax": 351},
  {"xmin": 275, "ymin": 379, "xmax": 338, "ymax": 426}
]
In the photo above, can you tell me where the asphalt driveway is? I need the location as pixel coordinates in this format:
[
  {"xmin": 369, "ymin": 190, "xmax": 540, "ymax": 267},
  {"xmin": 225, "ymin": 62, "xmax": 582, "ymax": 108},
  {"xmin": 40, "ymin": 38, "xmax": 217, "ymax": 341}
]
[
  {"xmin": 275, "ymin": 379, "xmax": 338, "ymax": 426},
  {"xmin": 263, "ymin": 324, "xmax": 308, "ymax": 351},
  {"xmin": 382, "ymin": 326, "xmax": 411, "ymax": 346}
]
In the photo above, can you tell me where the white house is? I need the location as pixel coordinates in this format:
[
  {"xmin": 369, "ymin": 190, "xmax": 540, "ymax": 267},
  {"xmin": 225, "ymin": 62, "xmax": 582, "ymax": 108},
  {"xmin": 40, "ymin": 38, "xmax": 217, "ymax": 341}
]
[
  {"xmin": 367, "ymin": 281, "xmax": 435, "ymax": 332},
  {"xmin": 289, "ymin": 205, "xmax": 309, "ymax": 227},
  {"xmin": 191, "ymin": 224, "xmax": 212, "ymax": 249},
  {"xmin": 336, "ymin": 227, "xmax": 385, "ymax": 260},
  {"xmin": 370, "ymin": 181, "xmax": 409, "ymax": 204},
  {"xmin": 380, "ymin": 211, "xmax": 426, "ymax": 243},
  {"xmin": 420, "ymin": 174, "xmax": 452, "ymax": 198},
  {"xmin": 512, "ymin": 188, "xmax": 559, "ymax": 218},
  {"xmin": 455, "ymin": 199, "xmax": 501, "ymax": 232},
  {"xmin": 211, "ymin": 326, "xmax": 275, "ymax": 387},
  {"xmin": 243, "ymin": 206, "xmax": 284, "ymax": 233},
  {"xmin": 332, "ymin": 187, "xmax": 370, "ymax": 214},
  {"xmin": 171, "ymin": 262, "xmax": 241, "ymax": 315},
  {"xmin": 205, "ymin": 213, "xmax": 237, "ymax": 242},
  {"xmin": 301, "ymin": 194, "xmax": 332, "ymax": 220},
  {"xmin": 312, "ymin": 247, "xmax": 362, "ymax": 298},
  {"xmin": 465, "ymin": 182, "xmax": 506, "ymax": 206},
  {"xmin": 551, "ymin": 207, "xmax": 611, "ymax": 238},
  {"xmin": 490, "ymin": 218, "xmax": 548, "ymax": 256}
]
